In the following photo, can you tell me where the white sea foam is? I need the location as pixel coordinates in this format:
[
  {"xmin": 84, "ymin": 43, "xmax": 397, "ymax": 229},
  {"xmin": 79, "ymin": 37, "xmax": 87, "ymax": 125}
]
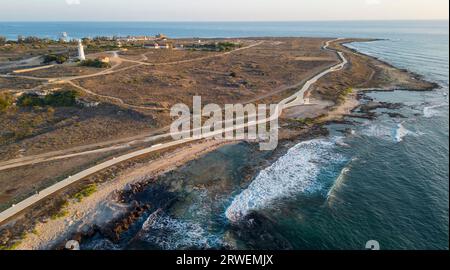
[
  {"xmin": 423, "ymin": 103, "xmax": 448, "ymax": 118},
  {"xmin": 225, "ymin": 138, "xmax": 345, "ymax": 222},
  {"xmin": 360, "ymin": 122, "xmax": 393, "ymax": 140},
  {"xmin": 84, "ymin": 239, "xmax": 120, "ymax": 250},
  {"xmin": 394, "ymin": 122, "xmax": 409, "ymax": 143},
  {"xmin": 327, "ymin": 165, "xmax": 351, "ymax": 198},
  {"xmin": 360, "ymin": 121, "xmax": 417, "ymax": 143},
  {"xmin": 139, "ymin": 212, "xmax": 222, "ymax": 250}
]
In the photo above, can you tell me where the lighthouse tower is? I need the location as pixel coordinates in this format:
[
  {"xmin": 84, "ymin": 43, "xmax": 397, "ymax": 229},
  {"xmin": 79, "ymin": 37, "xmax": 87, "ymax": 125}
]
[{"xmin": 77, "ymin": 39, "xmax": 86, "ymax": 61}]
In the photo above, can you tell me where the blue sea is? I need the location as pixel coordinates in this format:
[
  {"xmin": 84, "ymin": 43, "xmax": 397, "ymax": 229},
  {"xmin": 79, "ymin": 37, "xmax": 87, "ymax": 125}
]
[
  {"xmin": 0, "ymin": 20, "xmax": 448, "ymax": 40},
  {"xmin": 2, "ymin": 21, "xmax": 447, "ymax": 250}
]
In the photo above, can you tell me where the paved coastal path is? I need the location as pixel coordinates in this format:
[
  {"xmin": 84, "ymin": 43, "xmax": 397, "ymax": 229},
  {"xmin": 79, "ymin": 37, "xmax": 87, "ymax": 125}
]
[{"xmin": 0, "ymin": 39, "xmax": 346, "ymax": 224}]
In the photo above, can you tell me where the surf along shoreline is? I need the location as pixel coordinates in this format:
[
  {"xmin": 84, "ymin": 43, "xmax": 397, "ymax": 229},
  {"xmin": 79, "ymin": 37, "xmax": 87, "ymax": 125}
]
[{"xmin": 1, "ymin": 37, "xmax": 437, "ymax": 250}]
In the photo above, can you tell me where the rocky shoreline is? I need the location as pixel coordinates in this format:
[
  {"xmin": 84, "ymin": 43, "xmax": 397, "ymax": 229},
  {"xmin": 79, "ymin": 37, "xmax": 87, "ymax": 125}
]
[
  {"xmin": 67, "ymin": 81, "xmax": 440, "ymax": 250},
  {"xmin": 63, "ymin": 89, "xmax": 436, "ymax": 249},
  {"xmin": 1, "ymin": 37, "xmax": 439, "ymax": 250}
]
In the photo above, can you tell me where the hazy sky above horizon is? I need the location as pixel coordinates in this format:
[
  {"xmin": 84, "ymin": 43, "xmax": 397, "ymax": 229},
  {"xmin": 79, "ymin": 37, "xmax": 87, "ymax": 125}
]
[{"xmin": 0, "ymin": 0, "xmax": 448, "ymax": 21}]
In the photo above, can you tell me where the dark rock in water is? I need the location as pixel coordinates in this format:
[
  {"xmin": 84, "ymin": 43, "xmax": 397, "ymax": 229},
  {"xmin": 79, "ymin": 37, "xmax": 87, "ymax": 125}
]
[
  {"xmin": 357, "ymin": 92, "xmax": 370, "ymax": 101},
  {"xmin": 344, "ymin": 112, "xmax": 377, "ymax": 120},
  {"xmin": 120, "ymin": 177, "xmax": 159, "ymax": 202},
  {"xmin": 100, "ymin": 204, "xmax": 150, "ymax": 242},
  {"xmin": 229, "ymin": 212, "xmax": 293, "ymax": 250},
  {"xmin": 359, "ymin": 101, "xmax": 404, "ymax": 113},
  {"xmin": 387, "ymin": 112, "xmax": 407, "ymax": 118},
  {"xmin": 326, "ymin": 119, "xmax": 356, "ymax": 125}
]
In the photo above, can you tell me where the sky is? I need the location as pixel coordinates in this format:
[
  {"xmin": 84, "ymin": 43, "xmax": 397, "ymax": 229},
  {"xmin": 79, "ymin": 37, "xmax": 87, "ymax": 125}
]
[{"xmin": 0, "ymin": 0, "xmax": 448, "ymax": 21}]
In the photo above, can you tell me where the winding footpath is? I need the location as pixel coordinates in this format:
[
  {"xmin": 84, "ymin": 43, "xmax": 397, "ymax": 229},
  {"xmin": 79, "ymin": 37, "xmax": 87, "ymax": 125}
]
[{"xmin": 0, "ymin": 38, "xmax": 346, "ymax": 224}]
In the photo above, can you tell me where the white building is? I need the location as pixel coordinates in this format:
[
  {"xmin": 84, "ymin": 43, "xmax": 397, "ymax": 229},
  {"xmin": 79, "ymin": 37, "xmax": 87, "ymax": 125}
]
[
  {"xmin": 78, "ymin": 39, "xmax": 86, "ymax": 61},
  {"xmin": 59, "ymin": 32, "xmax": 68, "ymax": 42}
]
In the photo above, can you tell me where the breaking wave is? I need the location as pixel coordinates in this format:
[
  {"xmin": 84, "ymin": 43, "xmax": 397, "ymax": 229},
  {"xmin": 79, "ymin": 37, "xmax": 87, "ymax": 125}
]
[
  {"xmin": 423, "ymin": 103, "xmax": 448, "ymax": 118},
  {"xmin": 225, "ymin": 138, "xmax": 346, "ymax": 222},
  {"xmin": 394, "ymin": 122, "xmax": 409, "ymax": 143},
  {"xmin": 137, "ymin": 211, "xmax": 223, "ymax": 250},
  {"xmin": 360, "ymin": 121, "xmax": 419, "ymax": 143},
  {"xmin": 82, "ymin": 239, "xmax": 121, "ymax": 250},
  {"xmin": 327, "ymin": 162, "xmax": 352, "ymax": 199}
]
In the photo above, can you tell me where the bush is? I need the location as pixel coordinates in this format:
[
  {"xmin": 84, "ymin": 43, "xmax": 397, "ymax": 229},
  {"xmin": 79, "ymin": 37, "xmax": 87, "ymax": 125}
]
[
  {"xmin": 0, "ymin": 241, "xmax": 22, "ymax": 250},
  {"xmin": 0, "ymin": 92, "xmax": 14, "ymax": 112},
  {"xmin": 0, "ymin": 36, "xmax": 6, "ymax": 46},
  {"xmin": 73, "ymin": 184, "xmax": 97, "ymax": 202},
  {"xmin": 17, "ymin": 91, "xmax": 79, "ymax": 108},
  {"xmin": 217, "ymin": 42, "xmax": 239, "ymax": 51},
  {"xmin": 337, "ymin": 87, "xmax": 354, "ymax": 104},
  {"xmin": 43, "ymin": 54, "xmax": 68, "ymax": 64},
  {"xmin": 51, "ymin": 209, "xmax": 69, "ymax": 220},
  {"xmin": 16, "ymin": 94, "xmax": 45, "ymax": 107},
  {"xmin": 44, "ymin": 91, "xmax": 79, "ymax": 106},
  {"xmin": 295, "ymin": 118, "xmax": 315, "ymax": 125},
  {"xmin": 80, "ymin": 59, "xmax": 111, "ymax": 68},
  {"xmin": 186, "ymin": 42, "xmax": 240, "ymax": 52},
  {"xmin": 17, "ymin": 36, "xmax": 42, "ymax": 44}
]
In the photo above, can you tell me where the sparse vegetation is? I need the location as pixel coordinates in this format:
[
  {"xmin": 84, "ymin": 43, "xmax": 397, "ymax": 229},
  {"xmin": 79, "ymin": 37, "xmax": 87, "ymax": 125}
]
[
  {"xmin": 337, "ymin": 87, "xmax": 354, "ymax": 104},
  {"xmin": 50, "ymin": 209, "xmax": 69, "ymax": 220},
  {"xmin": 295, "ymin": 118, "xmax": 315, "ymax": 125},
  {"xmin": 0, "ymin": 92, "xmax": 14, "ymax": 112},
  {"xmin": 16, "ymin": 90, "xmax": 79, "ymax": 108},
  {"xmin": 0, "ymin": 36, "xmax": 6, "ymax": 46},
  {"xmin": 0, "ymin": 241, "xmax": 22, "ymax": 250},
  {"xmin": 73, "ymin": 184, "xmax": 97, "ymax": 202},
  {"xmin": 80, "ymin": 58, "xmax": 111, "ymax": 68},
  {"xmin": 50, "ymin": 200, "xmax": 70, "ymax": 220},
  {"xmin": 43, "ymin": 53, "xmax": 68, "ymax": 64},
  {"xmin": 187, "ymin": 42, "xmax": 241, "ymax": 52},
  {"xmin": 217, "ymin": 42, "xmax": 241, "ymax": 51}
]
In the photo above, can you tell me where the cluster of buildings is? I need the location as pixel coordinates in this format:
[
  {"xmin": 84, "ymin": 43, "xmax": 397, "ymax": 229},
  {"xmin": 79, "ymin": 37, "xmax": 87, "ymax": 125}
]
[
  {"xmin": 88, "ymin": 33, "xmax": 176, "ymax": 50},
  {"xmin": 62, "ymin": 32, "xmax": 185, "ymax": 53},
  {"xmin": 123, "ymin": 33, "xmax": 177, "ymax": 50},
  {"xmin": 143, "ymin": 41, "xmax": 174, "ymax": 50},
  {"xmin": 120, "ymin": 33, "xmax": 168, "ymax": 42}
]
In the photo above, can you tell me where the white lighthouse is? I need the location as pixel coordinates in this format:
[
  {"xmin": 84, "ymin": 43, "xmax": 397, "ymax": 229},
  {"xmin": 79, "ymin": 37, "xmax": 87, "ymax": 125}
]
[{"xmin": 77, "ymin": 39, "xmax": 86, "ymax": 61}]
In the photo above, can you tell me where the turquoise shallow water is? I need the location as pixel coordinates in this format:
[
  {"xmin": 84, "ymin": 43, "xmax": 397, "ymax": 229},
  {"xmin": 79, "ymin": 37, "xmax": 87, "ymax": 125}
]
[{"xmin": 16, "ymin": 21, "xmax": 446, "ymax": 250}]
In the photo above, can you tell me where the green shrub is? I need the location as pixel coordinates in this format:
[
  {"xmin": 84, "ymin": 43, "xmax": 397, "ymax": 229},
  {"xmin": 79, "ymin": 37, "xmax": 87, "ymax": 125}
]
[
  {"xmin": 337, "ymin": 87, "xmax": 354, "ymax": 104},
  {"xmin": 0, "ymin": 92, "xmax": 14, "ymax": 112},
  {"xmin": 186, "ymin": 42, "xmax": 240, "ymax": 52},
  {"xmin": 297, "ymin": 118, "xmax": 315, "ymax": 125},
  {"xmin": 51, "ymin": 209, "xmax": 69, "ymax": 220},
  {"xmin": 73, "ymin": 184, "xmax": 97, "ymax": 202},
  {"xmin": 342, "ymin": 87, "xmax": 353, "ymax": 95},
  {"xmin": 80, "ymin": 59, "xmax": 111, "ymax": 68},
  {"xmin": 0, "ymin": 241, "xmax": 21, "ymax": 250},
  {"xmin": 44, "ymin": 91, "xmax": 79, "ymax": 106},
  {"xmin": 217, "ymin": 42, "xmax": 239, "ymax": 51},
  {"xmin": 17, "ymin": 91, "xmax": 79, "ymax": 108},
  {"xmin": 43, "ymin": 53, "xmax": 68, "ymax": 64}
]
